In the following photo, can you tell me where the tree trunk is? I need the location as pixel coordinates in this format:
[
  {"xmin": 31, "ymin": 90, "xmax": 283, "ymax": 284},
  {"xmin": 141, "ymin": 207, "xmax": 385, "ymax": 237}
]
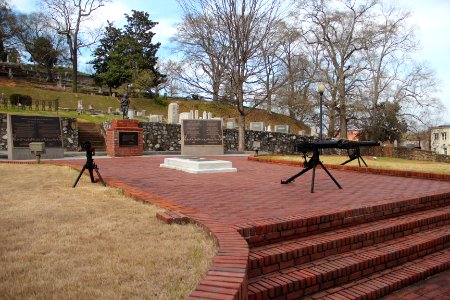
[
  {"xmin": 338, "ymin": 76, "xmax": 347, "ymax": 139},
  {"xmin": 238, "ymin": 113, "xmax": 246, "ymax": 152},
  {"xmin": 71, "ymin": 50, "xmax": 78, "ymax": 92}
]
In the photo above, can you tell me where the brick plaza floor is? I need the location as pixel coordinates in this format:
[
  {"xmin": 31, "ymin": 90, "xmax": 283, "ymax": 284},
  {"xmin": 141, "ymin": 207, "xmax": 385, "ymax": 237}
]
[
  {"xmin": 59, "ymin": 155, "xmax": 450, "ymax": 298},
  {"xmin": 63, "ymin": 156, "xmax": 450, "ymax": 225}
]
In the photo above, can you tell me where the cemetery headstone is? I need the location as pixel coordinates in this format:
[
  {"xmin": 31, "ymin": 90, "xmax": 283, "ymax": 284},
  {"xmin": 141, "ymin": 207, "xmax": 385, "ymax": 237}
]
[
  {"xmin": 250, "ymin": 122, "xmax": 265, "ymax": 131},
  {"xmin": 226, "ymin": 118, "xmax": 236, "ymax": 129},
  {"xmin": 7, "ymin": 114, "xmax": 64, "ymax": 160},
  {"xmin": 179, "ymin": 112, "xmax": 191, "ymax": 123},
  {"xmin": 148, "ymin": 115, "xmax": 163, "ymax": 123},
  {"xmin": 167, "ymin": 103, "xmax": 179, "ymax": 124},
  {"xmin": 275, "ymin": 125, "xmax": 290, "ymax": 134}
]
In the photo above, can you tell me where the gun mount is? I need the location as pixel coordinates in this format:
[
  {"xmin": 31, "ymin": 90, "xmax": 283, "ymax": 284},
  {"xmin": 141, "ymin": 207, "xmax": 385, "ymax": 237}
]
[
  {"xmin": 73, "ymin": 141, "xmax": 106, "ymax": 188},
  {"xmin": 281, "ymin": 139, "xmax": 380, "ymax": 193}
]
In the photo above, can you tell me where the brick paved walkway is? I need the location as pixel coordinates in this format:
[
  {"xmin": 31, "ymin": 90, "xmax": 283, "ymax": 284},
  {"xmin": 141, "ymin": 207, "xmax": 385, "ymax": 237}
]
[
  {"xmin": 58, "ymin": 156, "xmax": 450, "ymax": 299},
  {"xmin": 63, "ymin": 156, "xmax": 450, "ymax": 224}
]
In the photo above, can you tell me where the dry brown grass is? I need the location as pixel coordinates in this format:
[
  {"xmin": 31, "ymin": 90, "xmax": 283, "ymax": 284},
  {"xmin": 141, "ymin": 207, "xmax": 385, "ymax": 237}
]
[{"xmin": 0, "ymin": 164, "xmax": 217, "ymax": 300}]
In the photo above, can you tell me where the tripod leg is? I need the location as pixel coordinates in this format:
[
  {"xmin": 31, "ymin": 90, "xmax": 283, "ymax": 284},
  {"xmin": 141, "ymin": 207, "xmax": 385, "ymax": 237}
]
[
  {"xmin": 72, "ymin": 165, "xmax": 87, "ymax": 188},
  {"xmin": 311, "ymin": 166, "xmax": 316, "ymax": 193},
  {"xmin": 94, "ymin": 167, "xmax": 106, "ymax": 187},
  {"xmin": 340, "ymin": 158, "xmax": 353, "ymax": 165},
  {"xmin": 357, "ymin": 157, "xmax": 361, "ymax": 167},
  {"xmin": 359, "ymin": 156, "xmax": 368, "ymax": 167},
  {"xmin": 88, "ymin": 167, "xmax": 95, "ymax": 183},
  {"xmin": 318, "ymin": 162, "xmax": 342, "ymax": 189},
  {"xmin": 281, "ymin": 166, "xmax": 313, "ymax": 184}
]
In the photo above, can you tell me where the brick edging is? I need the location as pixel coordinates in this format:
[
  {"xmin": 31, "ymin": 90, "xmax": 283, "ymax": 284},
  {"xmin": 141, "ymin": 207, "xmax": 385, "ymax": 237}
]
[
  {"xmin": 157, "ymin": 211, "xmax": 249, "ymax": 300},
  {"xmin": 248, "ymin": 156, "xmax": 450, "ymax": 181}
]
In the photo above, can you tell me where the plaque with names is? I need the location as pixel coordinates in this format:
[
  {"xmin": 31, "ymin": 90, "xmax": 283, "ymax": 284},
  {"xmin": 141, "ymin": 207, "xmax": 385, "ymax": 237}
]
[
  {"xmin": 119, "ymin": 131, "xmax": 139, "ymax": 146},
  {"xmin": 183, "ymin": 119, "xmax": 223, "ymax": 146},
  {"xmin": 10, "ymin": 115, "xmax": 62, "ymax": 148}
]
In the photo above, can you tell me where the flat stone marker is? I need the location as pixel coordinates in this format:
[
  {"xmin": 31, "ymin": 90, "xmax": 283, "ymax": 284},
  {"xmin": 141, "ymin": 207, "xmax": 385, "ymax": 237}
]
[{"xmin": 160, "ymin": 157, "xmax": 237, "ymax": 174}]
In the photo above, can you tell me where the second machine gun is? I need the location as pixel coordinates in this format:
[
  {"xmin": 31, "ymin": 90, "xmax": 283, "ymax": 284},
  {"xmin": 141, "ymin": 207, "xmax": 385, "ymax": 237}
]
[{"xmin": 281, "ymin": 139, "xmax": 380, "ymax": 193}]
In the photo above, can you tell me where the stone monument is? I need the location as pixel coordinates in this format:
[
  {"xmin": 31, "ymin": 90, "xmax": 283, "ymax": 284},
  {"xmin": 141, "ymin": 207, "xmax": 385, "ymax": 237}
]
[
  {"xmin": 168, "ymin": 103, "xmax": 179, "ymax": 124},
  {"xmin": 181, "ymin": 119, "xmax": 224, "ymax": 155},
  {"xmin": 7, "ymin": 114, "xmax": 64, "ymax": 160}
]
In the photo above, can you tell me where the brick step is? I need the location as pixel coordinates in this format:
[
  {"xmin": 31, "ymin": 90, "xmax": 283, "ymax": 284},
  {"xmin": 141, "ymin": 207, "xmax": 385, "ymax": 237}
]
[
  {"xmin": 78, "ymin": 122, "xmax": 105, "ymax": 151},
  {"xmin": 308, "ymin": 249, "xmax": 450, "ymax": 300},
  {"xmin": 238, "ymin": 193, "xmax": 450, "ymax": 247},
  {"xmin": 247, "ymin": 226, "xmax": 450, "ymax": 299},
  {"xmin": 248, "ymin": 206, "xmax": 450, "ymax": 278}
]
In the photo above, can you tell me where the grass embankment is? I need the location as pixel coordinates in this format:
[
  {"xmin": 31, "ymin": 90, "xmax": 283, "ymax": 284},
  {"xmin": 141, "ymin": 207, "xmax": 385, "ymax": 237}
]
[
  {"xmin": 0, "ymin": 79, "xmax": 306, "ymax": 131},
  {"xmin": 261, "ymin": 155, "xmax": 450, "ymax": 175},
  {"xmin": 0, "ymin": 164, "xmax": 217, "ymax": 299}
]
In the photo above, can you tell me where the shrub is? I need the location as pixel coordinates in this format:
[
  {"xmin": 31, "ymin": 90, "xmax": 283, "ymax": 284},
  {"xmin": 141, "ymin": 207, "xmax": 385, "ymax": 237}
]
[
  {"xmin": 9, "ymin": 94, "xmax": 33, "ymax": 107},
  {"xmin": 154, "ymin": 96, "xmax": 168, "ymax": 106}
]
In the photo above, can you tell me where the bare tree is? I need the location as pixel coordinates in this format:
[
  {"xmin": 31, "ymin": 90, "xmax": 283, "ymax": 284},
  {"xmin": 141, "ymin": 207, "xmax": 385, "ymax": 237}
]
[
  {"xmin": 174, "ymin": 11, "xmax": 229, "ymax": 102},
  {"xmin": 360, "ymin": 2, "xmax": 442, "ymax": 138},
  {"xmin": 177, "ymin": 0, "xmax": 285, "ymax": 151},
  {"xmin": 301, "ymin": 0, "xmax": 378, "ymax": 139},
  {"xmin": 41, "ymin": 0, "xmax": 110, "ymax": 92}
]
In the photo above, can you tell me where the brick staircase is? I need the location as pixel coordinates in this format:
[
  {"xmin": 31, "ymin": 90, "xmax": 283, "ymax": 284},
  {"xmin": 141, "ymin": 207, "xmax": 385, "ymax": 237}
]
[
  {"xmin": 77, "ymin": 122, "xmax": 106, "ymax": 152},
  {"xmin": 244, "ymin": 196, "xmax": 450, "ymax": 299}
]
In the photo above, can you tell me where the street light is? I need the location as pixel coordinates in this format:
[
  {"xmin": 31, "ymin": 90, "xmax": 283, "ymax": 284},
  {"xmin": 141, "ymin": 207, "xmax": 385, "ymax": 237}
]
[{"xmin": 317, "ymin": 82, "xmax": 325, "ymax": 141}]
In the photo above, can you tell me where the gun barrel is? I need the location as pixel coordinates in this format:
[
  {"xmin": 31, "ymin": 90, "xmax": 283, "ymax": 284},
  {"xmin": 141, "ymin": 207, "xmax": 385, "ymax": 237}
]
[{"xmin": 295, "ymin": 139, "xmax": 380, "ymax": 152}]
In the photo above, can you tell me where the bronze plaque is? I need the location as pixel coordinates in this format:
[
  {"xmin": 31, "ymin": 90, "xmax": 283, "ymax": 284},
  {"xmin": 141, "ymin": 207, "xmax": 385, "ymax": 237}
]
[
  {"xmin": 183, "ymin": 119, "xmax": 223, "ymax": 146},
  {"xmin": 10, "ymin": 115, "xmax": 62, "ymax": 148},
  {"xmin": 119, "ymin": 131, "xmax": 139, "ymax": 146}
]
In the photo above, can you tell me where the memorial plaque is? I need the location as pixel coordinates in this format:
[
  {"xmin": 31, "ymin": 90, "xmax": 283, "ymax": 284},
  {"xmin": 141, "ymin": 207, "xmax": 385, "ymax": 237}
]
[
  {"xmin": 183, "ymin": 119, "xmax": 222, "ymax": 146},
  {"xmin": 10, "ymin": 115, "xmax": 62, "ymax": 148},
  {"xmin": 119, "ymin": 131, "xmax": 139, "ymax": 146}
]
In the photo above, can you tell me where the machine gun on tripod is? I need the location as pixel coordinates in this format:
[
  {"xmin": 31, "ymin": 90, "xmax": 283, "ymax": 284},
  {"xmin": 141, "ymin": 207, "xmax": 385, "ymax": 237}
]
[
  {"xmin": 281, "ymin": 139, "xmax": 380, "ymax": 193},
  {"xmin": 73, "ymin": 141, "xmax": 106, "ymax": 188}
]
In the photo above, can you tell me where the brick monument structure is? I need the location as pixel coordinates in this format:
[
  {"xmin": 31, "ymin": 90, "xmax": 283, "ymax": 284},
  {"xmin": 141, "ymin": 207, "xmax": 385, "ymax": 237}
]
[{"xmin": 107, "ymin": 119, "xmax": 143, "ymax": 157}]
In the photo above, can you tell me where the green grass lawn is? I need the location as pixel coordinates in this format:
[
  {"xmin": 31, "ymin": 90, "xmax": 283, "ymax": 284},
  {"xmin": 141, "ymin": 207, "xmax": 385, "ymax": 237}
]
[{"xmin": 261, "ymin": 155, "xmax": 450, "ymax": 175}]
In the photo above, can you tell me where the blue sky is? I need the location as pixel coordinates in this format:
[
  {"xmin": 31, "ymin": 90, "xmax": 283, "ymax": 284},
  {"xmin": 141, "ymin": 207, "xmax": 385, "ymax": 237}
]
[{"xmin": 12, "ymin": 0, "xmax": 450, "ymax": 123}]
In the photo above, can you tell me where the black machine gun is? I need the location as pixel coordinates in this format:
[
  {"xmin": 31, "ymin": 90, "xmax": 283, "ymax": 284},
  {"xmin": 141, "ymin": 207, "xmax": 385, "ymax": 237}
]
[
  {"xmin": 281, "ymin": 139, "xmax": 380, "ymax": 193},
  {"xmin": 73, "ymin": 141, "xmax": 106, "ymax": 188}
]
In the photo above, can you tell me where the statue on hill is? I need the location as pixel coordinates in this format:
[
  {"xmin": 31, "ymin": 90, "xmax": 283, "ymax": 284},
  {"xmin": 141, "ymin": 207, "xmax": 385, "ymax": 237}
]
[{"xmin": 121, "ymin": 84, "xmax": 132, "ymax": 120}]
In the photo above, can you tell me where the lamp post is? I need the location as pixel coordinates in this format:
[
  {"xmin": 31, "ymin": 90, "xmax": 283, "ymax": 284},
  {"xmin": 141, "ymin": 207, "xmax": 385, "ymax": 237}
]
[{"xmin": 317, "ymin": 82, "xmax": 325, "ymax": 141}]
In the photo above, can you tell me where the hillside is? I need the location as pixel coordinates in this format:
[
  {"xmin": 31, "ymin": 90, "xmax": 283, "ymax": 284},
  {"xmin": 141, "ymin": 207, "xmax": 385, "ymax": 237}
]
[{"xmin": 0, "ymin": 78, "xmax": 307, "ymax": 133}]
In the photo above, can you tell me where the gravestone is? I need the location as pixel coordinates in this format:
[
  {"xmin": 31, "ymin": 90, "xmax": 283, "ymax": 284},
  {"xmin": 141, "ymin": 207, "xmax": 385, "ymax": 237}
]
[
  {"xmin": 207, "ymin": 112, "xmax": 213, "ymax": 119},
  {"xmin": 194, "ymin": 110, "xmax": 199, "ymax": 119},
  {"xmin": 179, "ymin": 112, "xmax": 191, "ymax": 123},
  {"xmin": 250, "ymin": 122, "xmax": 265, "ymax": 131},
  {"xmin": 127, "ymin": 109, "xmax": 135, "ymax": 119},
  {"xmin": 226, "ymin": 118, "xmax": 236, "ymax": 129},
  {"xmin": 7, "ymin": 115, "xmax": 64, "ymax": 160},
  {"xmin": 275, "ymin": 125, "xmax": 290, "ymax": 134},
  {"xmin": 181, "ymin": 119, "xmax": 223, "ymax": 155},
  {"xmin": 107, "ymin": 107, "xmax": 113, "ymax": 114},
  {"xmin": 148, "ymin": 115, "xmax": 163, "ymax": 123},
  {"xmin": 202, "ymin": 111, "xmax": 207, "ymax": 120},
  {"xmin": 167, "ymin": 103, "xmax": 179, "ymax": 124}
]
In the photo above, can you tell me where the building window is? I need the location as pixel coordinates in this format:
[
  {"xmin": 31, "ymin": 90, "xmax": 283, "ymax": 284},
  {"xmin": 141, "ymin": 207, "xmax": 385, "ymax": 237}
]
[
  {"xmin": 444, "ymin": 148, "xmax": 448, "ymax": 156},
  {"xmin": 434, "ymin": 133, "xmax": 439, "ymax": 140},
  {"xmin": 442, "ymin": 132, "xmax": 447, "ymax": 140}
]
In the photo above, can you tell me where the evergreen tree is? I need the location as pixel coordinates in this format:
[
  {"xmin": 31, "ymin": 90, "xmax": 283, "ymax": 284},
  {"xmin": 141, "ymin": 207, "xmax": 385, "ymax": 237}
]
[{"xmin": 91, "ymin": 10, "xmax": 165, "ymax": 95}]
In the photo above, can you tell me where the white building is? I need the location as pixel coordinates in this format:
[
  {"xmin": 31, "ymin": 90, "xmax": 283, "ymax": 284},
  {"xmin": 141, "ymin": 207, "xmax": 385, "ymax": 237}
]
[{"xmin": 430, "ymin": 125, "xmax": 450, "ymax": 155}]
